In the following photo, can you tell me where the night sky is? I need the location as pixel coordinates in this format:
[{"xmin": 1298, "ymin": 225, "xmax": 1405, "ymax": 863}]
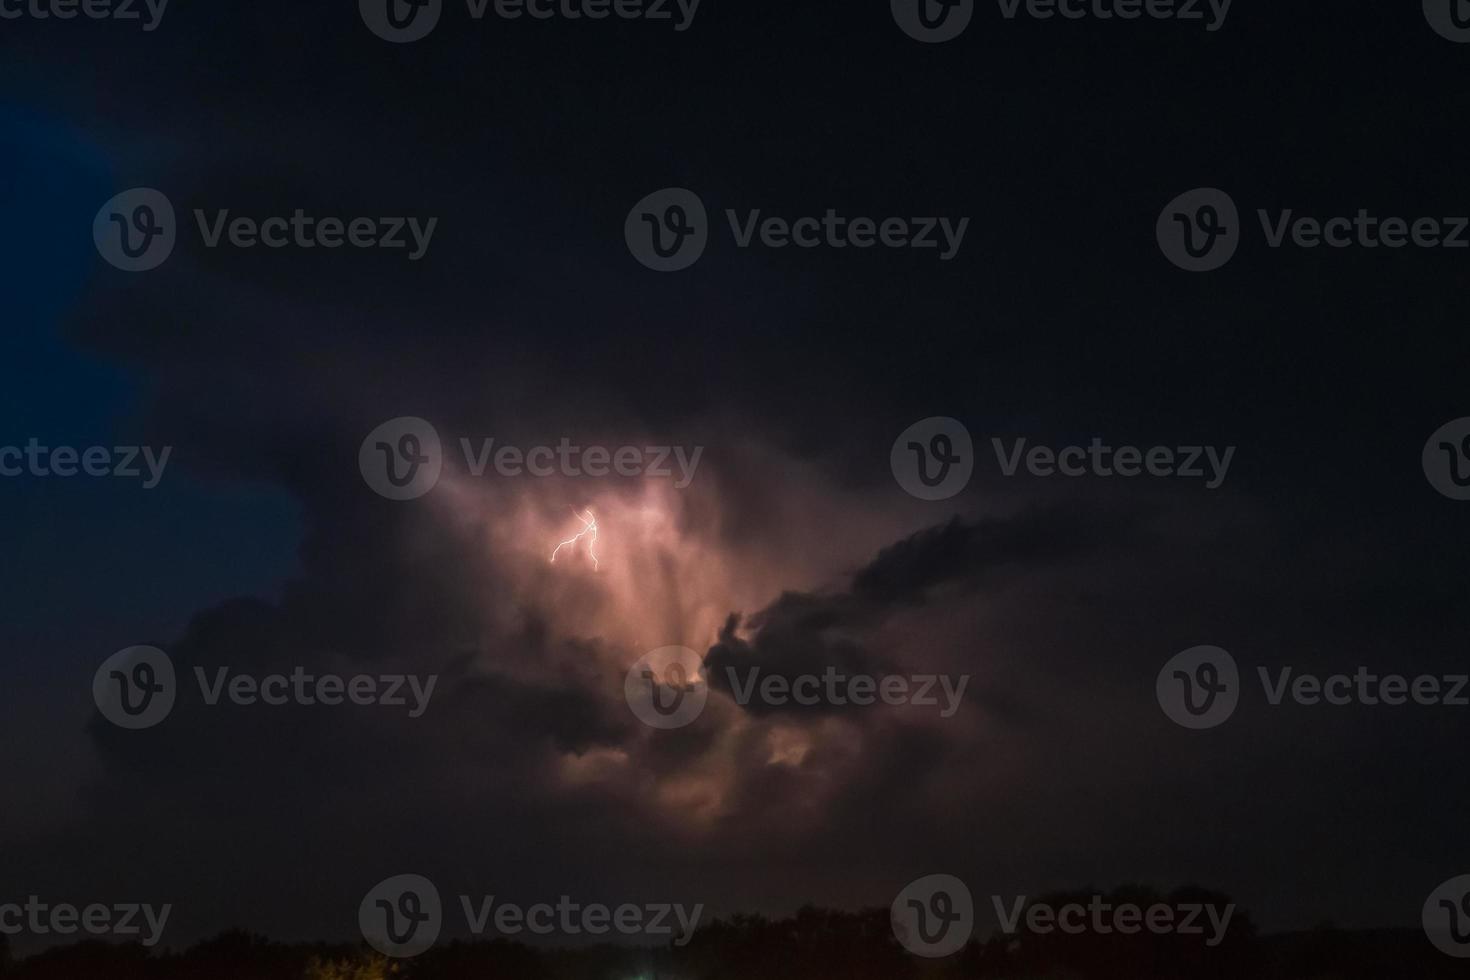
[{"xmin": 2, "ymin": 0, "xmax": 1469, "ymax": 957}]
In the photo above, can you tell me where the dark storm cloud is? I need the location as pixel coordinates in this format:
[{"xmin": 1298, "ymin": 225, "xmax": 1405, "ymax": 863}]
[
  {"xmin": 705, "ymin": 504, "xmax": 1151, "ymax": 715},
  {"xmin": 704, "ymin": 606, "xmax": 892, "ymax": 717},
  {"xmin": 849, "ymin": 505, "xmax": 1150, "ymax": 604}
]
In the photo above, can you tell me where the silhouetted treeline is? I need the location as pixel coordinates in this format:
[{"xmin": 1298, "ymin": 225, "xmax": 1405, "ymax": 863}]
[{"xmin": 0, "ymin": 891, "xmax": 1463, "ymax": 980}]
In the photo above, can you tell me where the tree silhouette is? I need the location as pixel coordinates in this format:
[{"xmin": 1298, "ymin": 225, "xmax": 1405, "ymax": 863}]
[
  {"xmin": 0, "ymin": 899, "xmax": 1460, "ymax": 979},
  {"xmin": 673, "ymin": 906, "xmax": 916, "ymax": 980},
  {"xmin": 303, "ymin": 951, "xmax": 395, "ymax": 980}
]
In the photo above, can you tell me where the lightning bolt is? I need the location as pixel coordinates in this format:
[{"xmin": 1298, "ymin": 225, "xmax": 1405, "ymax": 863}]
[{"xmin": 551, "ymin": 508, "xmax": 599, "ymax": 570}]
